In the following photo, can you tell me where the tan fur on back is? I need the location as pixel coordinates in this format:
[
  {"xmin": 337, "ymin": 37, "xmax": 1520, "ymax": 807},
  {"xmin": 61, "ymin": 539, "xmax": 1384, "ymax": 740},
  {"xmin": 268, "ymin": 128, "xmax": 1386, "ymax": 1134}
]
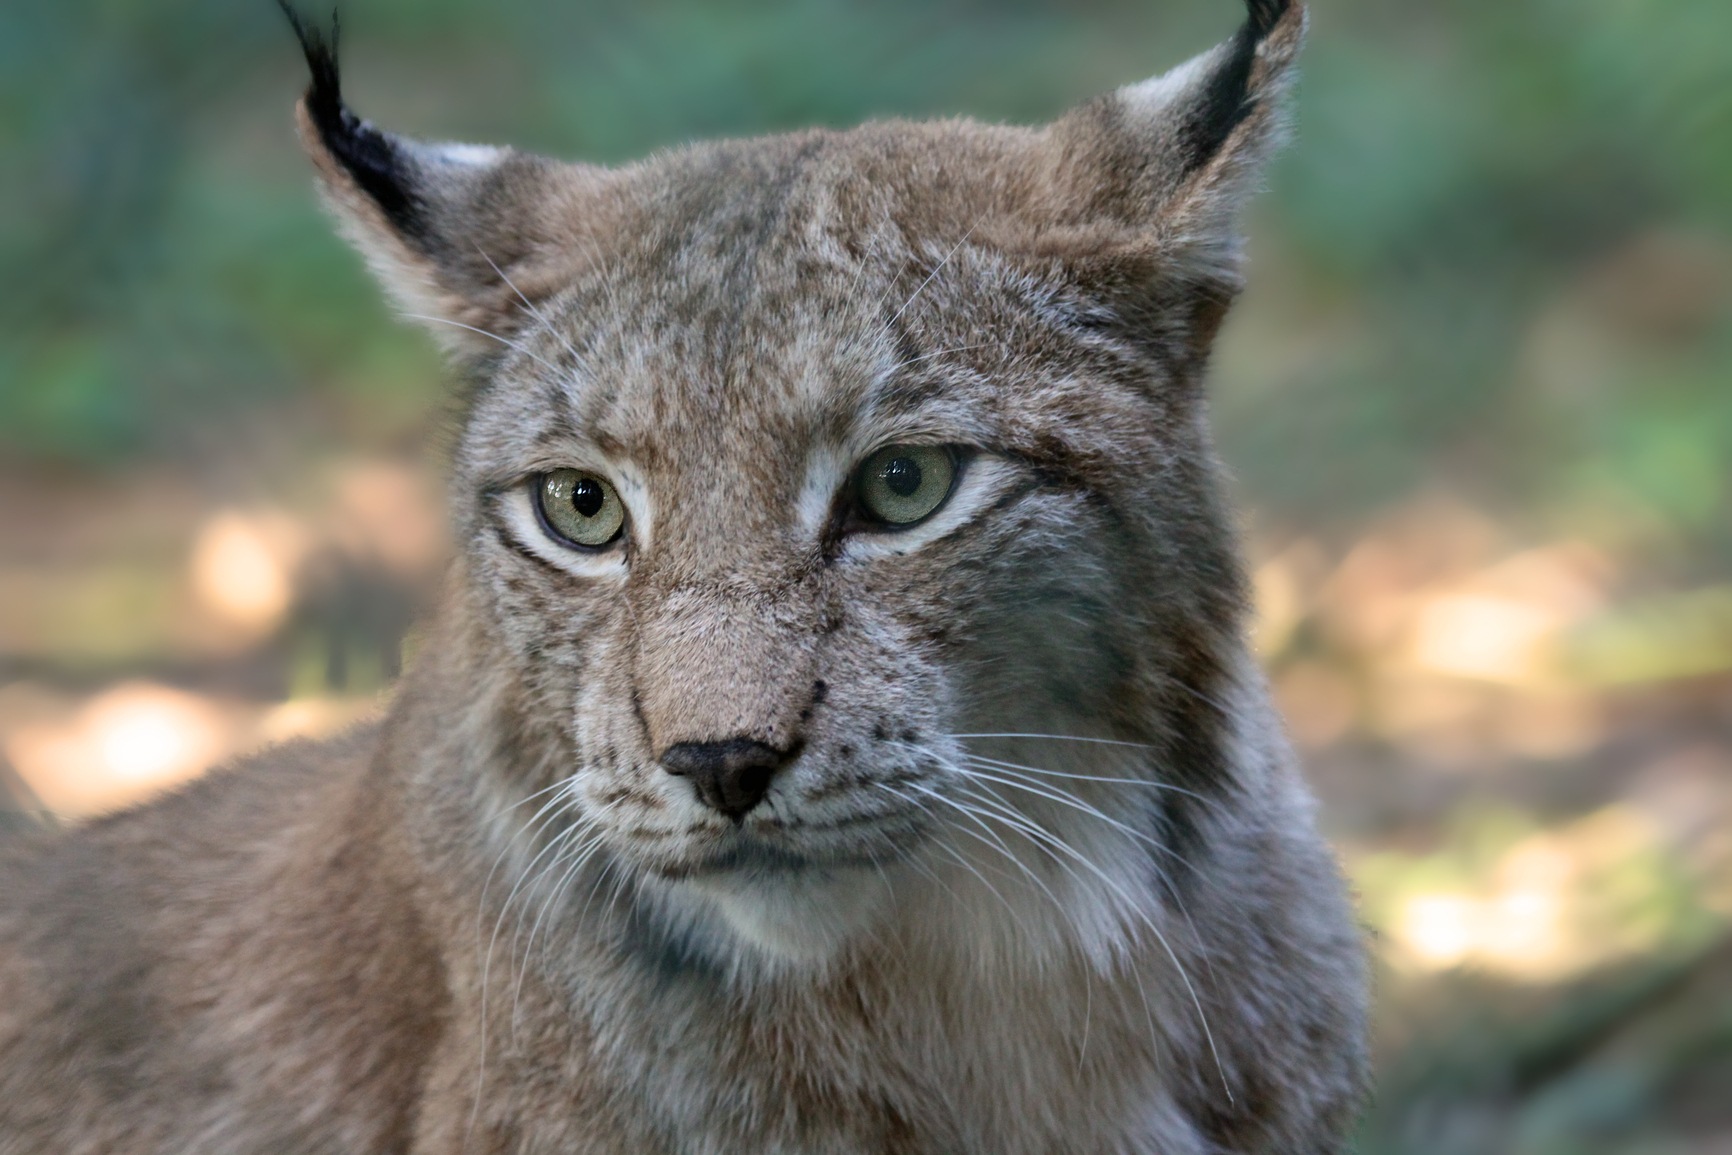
[{"xmin": 0, "ymin": 4, "xmax": 1368, "ymax": 1151}]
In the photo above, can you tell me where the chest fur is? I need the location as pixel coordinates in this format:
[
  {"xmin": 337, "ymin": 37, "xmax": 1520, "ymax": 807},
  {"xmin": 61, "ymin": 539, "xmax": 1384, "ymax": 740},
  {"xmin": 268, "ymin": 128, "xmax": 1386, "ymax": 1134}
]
[{"xmin": 448, "ymin": 927, "xmax": 1206, "ymax": 1155}]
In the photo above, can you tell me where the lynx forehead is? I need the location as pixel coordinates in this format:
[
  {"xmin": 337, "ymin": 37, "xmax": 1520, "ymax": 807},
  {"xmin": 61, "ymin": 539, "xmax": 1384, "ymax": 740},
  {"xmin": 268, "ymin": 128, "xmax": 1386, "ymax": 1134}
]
[{"xmin": 0, "ymin": 3, "xmax": 1368, "ymax": 1152}]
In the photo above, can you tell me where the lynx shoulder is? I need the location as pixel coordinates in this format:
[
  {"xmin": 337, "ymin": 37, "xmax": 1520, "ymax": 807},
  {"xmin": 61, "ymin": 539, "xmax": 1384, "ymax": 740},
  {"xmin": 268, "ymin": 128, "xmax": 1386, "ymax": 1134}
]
[{"xmin": 0, "ymin": 2, "xmax": 1368, "ymax": 1151}]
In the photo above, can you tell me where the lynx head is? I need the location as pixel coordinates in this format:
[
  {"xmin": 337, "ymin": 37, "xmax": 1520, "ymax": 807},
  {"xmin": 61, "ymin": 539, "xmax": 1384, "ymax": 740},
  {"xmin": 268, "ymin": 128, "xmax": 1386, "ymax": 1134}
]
[{"xmin": 288, "ymin": 1, "xmax": 1304, "ymax": 973}]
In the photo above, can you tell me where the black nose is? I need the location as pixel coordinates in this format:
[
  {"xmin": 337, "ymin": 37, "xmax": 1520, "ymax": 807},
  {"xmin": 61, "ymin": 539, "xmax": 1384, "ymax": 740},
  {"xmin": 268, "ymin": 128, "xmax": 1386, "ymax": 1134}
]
[{"xmin": 659, "ymin": 739, "xmax": 787, "ymax": 820}]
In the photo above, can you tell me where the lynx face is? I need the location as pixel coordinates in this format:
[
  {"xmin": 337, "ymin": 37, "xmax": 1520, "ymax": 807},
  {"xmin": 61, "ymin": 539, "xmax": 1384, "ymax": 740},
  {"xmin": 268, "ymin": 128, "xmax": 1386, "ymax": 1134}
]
[
  {"xmin": 291, "ymin": 1, "xmax": 1301, "ymax": 969},
  {"xmin": 460, "ymin": 207, "xmax": 1191, "ymax": 963}
]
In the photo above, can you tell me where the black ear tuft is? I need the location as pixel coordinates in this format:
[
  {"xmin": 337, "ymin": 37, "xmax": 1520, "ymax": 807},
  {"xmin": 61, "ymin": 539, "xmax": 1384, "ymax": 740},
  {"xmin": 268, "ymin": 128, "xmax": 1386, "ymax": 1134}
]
[
  {"xmin": 1172, "ymin": 0, "xmax": 1291, "ymax": 177},
  {"xmin": 276, "ymin": 1, "xmax": 427, "ymax": 239},
  {"xmin": 1245, "ymin": 0, "xmax": 1290, "ymax": 41}
]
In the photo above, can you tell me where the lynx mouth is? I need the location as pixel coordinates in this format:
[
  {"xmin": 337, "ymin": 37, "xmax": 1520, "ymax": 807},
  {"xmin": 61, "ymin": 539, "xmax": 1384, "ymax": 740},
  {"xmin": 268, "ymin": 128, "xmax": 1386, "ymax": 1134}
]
[{"xmin": 628, "ymin": 806, "xmax": 930, "ymax": 881}]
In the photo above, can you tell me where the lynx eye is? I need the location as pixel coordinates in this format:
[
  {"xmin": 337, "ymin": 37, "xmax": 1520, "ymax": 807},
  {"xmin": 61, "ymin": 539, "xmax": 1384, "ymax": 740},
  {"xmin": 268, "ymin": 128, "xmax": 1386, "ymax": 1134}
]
[
  {"xmin": 855, "ymin": 444, "xmax": 957, "ymax": 527},
  {"xmin": 535, "ymin": 469, "xmax": 625, "ymax": 548}
]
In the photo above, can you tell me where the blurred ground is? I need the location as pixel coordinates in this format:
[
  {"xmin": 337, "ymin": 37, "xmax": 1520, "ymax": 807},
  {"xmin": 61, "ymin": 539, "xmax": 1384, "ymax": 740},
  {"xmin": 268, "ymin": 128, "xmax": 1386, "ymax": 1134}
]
[{"xmin": 2, "ymin": 0, "xmax": 1729, "ymax": 1149}]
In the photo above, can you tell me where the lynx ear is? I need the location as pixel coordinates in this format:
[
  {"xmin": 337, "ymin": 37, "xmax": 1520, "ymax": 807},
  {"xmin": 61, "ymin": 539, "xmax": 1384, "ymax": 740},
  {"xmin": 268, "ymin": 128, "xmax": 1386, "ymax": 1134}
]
[
  {"xmin": 1022, "ymin": 0, "xmax": 1305, "ymax": 339},
  {"xmin": 281, "ymin": 6, "xmax": 609, "ymax": 361}
]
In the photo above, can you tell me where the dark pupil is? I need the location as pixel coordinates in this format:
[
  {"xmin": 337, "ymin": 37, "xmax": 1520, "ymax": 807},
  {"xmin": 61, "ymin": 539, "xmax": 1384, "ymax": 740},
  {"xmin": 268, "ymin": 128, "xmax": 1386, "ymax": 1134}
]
[
  {"xmin": 570, "ymin": 478, "xmax": 606, "ymax": 518},
  {"xmin": 882, "ymin": 457, "xmax": 922, "ymax": 497}
]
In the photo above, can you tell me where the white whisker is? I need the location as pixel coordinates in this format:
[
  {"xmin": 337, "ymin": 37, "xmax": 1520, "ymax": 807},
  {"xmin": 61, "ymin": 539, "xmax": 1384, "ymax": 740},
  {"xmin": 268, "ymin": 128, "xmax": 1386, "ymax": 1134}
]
[
  {"xmin": 886, "ymin": 221, "xmax": 979, "ymax": 329},
  {"xmin": 950, "ymin": 781, "xmax": 1231, "ymax": 1100},
  {"xmin": 489, "ymin": 775, "xmax": 578, "ymax": 820},
  {"xmin": 881, "ymin": 342, "xmax": 998, "ymax": 376},
  {"xmin": 889, "ymin": 777, "xmax": 1069, "ymax": 930},
  {"xmin": 498, "ymin": 822, "xmax": 586, "ymax": 1031},
  {"xmin": 475, "ymin": 244, "xmax": 591, "ymax": 377},
  {"xmin": 961, "ymin": 751, "xmax": 1223, "ymax": 814},
  {"xmin": 958, "ymin": 759, "xmax": 1210, "ymax": 876},
  {"xmin": 399, "ymin": 313, "xmax": 563, "ymax": 376},
  {"xmin": 962, "ymin": 756, "xmax": 1222, "ymax": 984},
  {"xmin": 950, "ymin": 732, "xmax": 1156, "ymax": 749},
  {"xmin": 469, "ymin": 790, "xmax": 584, "ymax": 1142},
  {"xmin": 513, "ymin": 828, "xmax": 608, "ymax": 1030},
  {"xmin": 875, "ymin": 781, "xmax": 1033, "ymax": 939}
]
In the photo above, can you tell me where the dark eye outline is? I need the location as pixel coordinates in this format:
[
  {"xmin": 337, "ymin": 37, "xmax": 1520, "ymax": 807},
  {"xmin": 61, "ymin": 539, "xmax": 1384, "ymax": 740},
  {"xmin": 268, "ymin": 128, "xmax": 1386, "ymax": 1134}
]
[
  {"xmin": 839, "ymin": 444, "xmax": 970, "ymax": 536},
  {"xmin": 531, "ymin": 470, "xmax": 627, "ymax": 551}
]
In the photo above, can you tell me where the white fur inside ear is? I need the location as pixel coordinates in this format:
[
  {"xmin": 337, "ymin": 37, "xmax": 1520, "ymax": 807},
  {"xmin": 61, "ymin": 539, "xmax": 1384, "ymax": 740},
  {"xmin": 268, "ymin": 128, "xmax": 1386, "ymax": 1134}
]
[
  {"xmin": 840, "ymin": 455, "xmax": 1019, "ymax": 562},
  {"xmin": 497, "ymin": 485, "xmax": 629, "ymax": 579},
  {"xmin": 1116, "ymin": 43, "xmax": 1227, "ymax": 125},
  {"xmin": 429, "ymin": 142, "xmax": 507, "ymax": 167},
  {"xmin": 314, "ymin": 134, "xmax": 515, "ymax": 361}
]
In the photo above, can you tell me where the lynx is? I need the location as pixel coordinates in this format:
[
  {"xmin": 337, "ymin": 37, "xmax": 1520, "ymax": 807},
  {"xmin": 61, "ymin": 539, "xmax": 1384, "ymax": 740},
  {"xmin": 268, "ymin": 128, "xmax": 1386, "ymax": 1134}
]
[{"xmin": 0, "ymin": 1, "xmax": 1368, "ymax": 1151}]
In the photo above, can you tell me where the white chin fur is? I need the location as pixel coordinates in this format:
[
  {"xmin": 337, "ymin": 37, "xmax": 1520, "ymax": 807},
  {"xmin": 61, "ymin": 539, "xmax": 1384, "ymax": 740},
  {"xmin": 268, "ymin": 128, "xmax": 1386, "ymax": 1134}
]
[{"xmin": 659, "ymin": 867, "xmax": 893, "ymax": 970}]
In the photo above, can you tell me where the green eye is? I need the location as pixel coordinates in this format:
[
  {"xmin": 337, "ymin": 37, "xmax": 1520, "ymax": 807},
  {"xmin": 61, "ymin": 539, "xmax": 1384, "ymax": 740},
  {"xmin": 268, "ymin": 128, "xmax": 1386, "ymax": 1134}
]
[
  {"xmin": 856, "ymin": 444, "xmax": 957, "ymax": 527},
  {"xmin": 536, "ymin": 469, "xmax": 625, "ymax": 548}
]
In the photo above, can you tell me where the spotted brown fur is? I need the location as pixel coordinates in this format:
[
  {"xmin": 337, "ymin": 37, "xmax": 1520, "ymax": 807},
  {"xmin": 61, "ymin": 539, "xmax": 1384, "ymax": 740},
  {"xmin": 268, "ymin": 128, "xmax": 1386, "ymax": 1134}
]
[{"xmin": 0, "ymin": 3, "xmax": 1367, "ymax": 1152}]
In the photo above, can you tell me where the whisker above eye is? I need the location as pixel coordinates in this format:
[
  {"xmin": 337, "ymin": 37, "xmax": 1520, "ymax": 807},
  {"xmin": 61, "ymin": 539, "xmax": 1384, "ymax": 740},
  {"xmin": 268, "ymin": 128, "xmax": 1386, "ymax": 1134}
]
[
  {"xmin": 880, "ymin": 342, "xmax": 998, "ymax": 375},
  {"xmin": 474, "ymin": 243, "xmax": 591, "ymax": 378},
  {"xmin": 885, "ymin": 219, "xmax": 982, "ymax": 330},
  {"xmin": 398, "ymin": 312, "xmax": 564, "ymax": 377}
]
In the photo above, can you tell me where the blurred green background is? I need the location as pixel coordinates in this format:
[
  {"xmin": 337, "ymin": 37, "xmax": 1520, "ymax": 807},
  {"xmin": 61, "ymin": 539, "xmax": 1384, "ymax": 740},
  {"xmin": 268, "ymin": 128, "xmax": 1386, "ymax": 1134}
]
[{"xmin": 2, "ymin": 1, "xmax": 1729, "ymax": 1149}]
